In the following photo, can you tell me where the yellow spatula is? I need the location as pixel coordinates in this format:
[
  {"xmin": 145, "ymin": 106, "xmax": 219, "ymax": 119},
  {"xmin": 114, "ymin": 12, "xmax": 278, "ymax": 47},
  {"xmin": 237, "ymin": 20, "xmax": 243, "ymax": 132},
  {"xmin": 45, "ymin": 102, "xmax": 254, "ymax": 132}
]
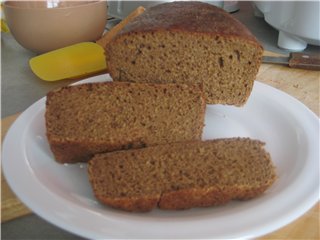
[
  {"xmin": 29, "ymin": 42, "xmax": 106, "ymax": 81},
  {"xmin": 29, "ymin": 6, "xmax": 145, "ymax": 81}
]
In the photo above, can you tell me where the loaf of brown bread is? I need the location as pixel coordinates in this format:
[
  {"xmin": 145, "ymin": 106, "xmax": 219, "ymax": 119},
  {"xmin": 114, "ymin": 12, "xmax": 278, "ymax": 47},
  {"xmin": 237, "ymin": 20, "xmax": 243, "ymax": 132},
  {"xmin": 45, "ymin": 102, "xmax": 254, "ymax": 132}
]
[
  {"xmin": 107, "ymin": 1, "xmax": 263, "ymax": 106},
  {"xmin": 45, "ymin": 81, "xmax": 205, "ymax": 163},
  {"xmin": 88, "ymin": 138, "xmax": 276, "ymax": 212}
]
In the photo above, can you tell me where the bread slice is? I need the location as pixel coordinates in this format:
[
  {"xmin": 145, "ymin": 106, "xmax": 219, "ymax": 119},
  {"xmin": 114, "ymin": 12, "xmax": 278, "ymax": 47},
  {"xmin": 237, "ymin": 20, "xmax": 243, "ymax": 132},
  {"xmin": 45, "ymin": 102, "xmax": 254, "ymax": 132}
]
[
  {"xmin": 107, "ymin": 2, "xmax": 263, "ymax": 106},
  {"xmin": 45, "ymin": 81, "xmax": 205, "ymax": 163},
  {"xmin": 88, "ymin": 138, "xmax": 276, "ymax": 212}
]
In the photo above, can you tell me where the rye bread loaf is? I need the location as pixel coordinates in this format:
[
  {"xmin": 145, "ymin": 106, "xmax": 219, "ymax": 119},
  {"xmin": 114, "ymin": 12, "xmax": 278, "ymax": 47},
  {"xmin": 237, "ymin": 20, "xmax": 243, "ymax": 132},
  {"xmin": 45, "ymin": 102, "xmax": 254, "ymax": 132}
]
[
  {"xmin": 45, "ymin": 81, "xmax": 205, "ymax": 163},
  {"xmin": 107, "ymin": 1, "xmax": 263, "ymax": 106},
  {"xmin": 88, "ymin": 138, "xmax": 276, "ymax": 212}
]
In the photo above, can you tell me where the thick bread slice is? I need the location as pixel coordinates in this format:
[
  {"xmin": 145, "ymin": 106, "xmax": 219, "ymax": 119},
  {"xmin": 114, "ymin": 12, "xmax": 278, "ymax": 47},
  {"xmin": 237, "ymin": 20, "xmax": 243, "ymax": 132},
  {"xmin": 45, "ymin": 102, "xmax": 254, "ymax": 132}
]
[
  {"xmin": 45, "ymin": 81, "xmax": 205, "ymax": 163},
  {"xmin": 88, "ymin": 138, "xmax": 277, "ymax": 212},
  {"xmin": 107, "ymin": 1, "xmax": 263, "ymax": 106}
]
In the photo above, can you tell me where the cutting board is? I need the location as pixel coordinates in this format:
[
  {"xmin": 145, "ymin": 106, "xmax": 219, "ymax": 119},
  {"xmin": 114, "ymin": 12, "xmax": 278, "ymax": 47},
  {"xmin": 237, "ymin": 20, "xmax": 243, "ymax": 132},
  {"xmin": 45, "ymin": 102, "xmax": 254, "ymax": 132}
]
[{"xmin": 1, "ymin": 53, "xmax": 319, "ymax": 238}]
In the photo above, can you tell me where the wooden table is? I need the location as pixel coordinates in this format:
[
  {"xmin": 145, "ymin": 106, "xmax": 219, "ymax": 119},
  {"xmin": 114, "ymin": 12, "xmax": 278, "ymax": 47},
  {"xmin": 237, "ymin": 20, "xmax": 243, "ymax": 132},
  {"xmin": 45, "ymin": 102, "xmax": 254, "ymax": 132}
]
[{"xmin": 1, "ymin": 52, "xmax": 319, "ymax": 238}]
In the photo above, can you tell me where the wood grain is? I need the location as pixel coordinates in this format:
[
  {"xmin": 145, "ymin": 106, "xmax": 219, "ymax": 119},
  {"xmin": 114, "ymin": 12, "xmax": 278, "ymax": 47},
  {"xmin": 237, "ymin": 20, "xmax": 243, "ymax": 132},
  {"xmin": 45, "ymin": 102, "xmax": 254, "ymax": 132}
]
[
  {"xmin": 258, "ymin": 52, "xmax": 320, "ymax": 116},
  {"xmin": 1, "ymin": 51, "xmax": 319, "ymax": 238}
]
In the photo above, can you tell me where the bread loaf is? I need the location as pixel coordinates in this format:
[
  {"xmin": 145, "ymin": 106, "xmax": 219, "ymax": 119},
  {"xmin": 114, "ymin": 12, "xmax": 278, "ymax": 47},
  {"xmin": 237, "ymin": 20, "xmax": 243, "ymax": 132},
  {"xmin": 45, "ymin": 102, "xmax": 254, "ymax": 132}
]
[
  {"xmin": 45, "ymin": 81, "xmax": 205, "ymax": 163},
  {"xmin": 88, "ymin": 138, "xmax": 276, "ymax": 212},
  {"xmin": 107, "ymin": 1, "xmax": 263, "ymax": 106}
]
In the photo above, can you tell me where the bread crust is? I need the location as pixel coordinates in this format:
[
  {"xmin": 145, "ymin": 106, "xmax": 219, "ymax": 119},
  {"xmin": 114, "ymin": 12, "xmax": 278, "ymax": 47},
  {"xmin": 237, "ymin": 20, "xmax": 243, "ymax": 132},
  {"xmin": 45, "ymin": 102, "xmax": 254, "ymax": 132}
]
[
  {"xmin": 116, "ymin": 1, "xmax": 262, "ymax": 47},
  {"xmin": 90, "ymin": 183, "xmax": 275, "ymax": 212},
  {"xmin": 47, "ymin": 137, "xmax": 146, "ymax": 163},
  {"xmin": 94, "ymin": 195, "xmax": 160, "ymax": 212}
]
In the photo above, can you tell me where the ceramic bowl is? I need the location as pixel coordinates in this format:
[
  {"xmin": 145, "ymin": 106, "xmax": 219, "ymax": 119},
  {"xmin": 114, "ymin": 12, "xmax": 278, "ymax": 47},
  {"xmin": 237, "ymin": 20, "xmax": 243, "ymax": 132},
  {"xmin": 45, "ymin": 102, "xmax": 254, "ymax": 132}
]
[{"xmin": 3, "ymin": 1, "xmax": 107, "ymax": 53}]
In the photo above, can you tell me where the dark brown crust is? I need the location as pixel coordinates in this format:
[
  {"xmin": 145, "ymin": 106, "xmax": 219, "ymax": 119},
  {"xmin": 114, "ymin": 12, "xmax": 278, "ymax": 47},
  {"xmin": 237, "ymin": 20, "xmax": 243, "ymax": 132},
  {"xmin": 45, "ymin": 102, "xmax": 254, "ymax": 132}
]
[
  {"xmin": 91, "ymin": 183, "xmax": 275, "ymax": 212},
  {"xmin": 158, "ymin": 183, "xmax": 275, "ymax": 210},
  {"xmin": 46, "ymin": 137, "xmax": 146, "ymax": 163},
  {"xmin": 94, "ymin": 194, "xmax": 160, "ymax": 212},
  {"xmin": 117, "ymin": 1, "xmax": 261, "ymax": 47},
  {"xmin": 90, "ymin": 180, "xmax": 275, "ymax": 212}
]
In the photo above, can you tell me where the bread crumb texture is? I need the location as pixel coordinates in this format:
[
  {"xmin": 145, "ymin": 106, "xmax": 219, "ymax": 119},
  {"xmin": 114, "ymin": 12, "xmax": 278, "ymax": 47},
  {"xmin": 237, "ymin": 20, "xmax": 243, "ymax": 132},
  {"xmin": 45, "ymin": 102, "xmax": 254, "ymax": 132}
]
[
  {"xmin": 45, "ymin": 81, "xmax": 205, "ymax": 163},
  {"xmin": 107, "ymin": 1, "xmax": 263, "ymax": 106},
  {"xmin": 88, "ymin": 138, "xmax": 277, "ymax": 211}
]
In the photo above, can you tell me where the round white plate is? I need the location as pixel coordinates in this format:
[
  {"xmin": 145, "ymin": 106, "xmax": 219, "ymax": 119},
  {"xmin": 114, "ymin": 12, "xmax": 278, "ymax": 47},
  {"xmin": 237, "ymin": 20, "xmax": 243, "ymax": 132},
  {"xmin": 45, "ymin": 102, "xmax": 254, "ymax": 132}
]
[{"xmin": 2, "ymin": 74, "xmax": 319, "ymax": 239}]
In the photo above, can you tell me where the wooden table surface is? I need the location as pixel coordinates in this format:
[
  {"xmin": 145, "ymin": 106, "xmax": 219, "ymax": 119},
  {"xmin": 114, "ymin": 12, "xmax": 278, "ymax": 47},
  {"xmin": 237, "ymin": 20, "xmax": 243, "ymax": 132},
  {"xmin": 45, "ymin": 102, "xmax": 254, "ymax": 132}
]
[{"xmin": 1, "ymin": 51, "xmax": 319, "ymax": 239}]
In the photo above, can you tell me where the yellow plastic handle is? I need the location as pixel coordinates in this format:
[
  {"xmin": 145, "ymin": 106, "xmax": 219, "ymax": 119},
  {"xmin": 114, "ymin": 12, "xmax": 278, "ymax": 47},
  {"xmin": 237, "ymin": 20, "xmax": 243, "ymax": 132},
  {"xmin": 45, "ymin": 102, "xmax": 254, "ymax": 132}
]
[
  {"xmin": 1, "ymin": 3, "xmax": 10, "ymax": 33},
  {"xmin": 1, "ymin": 19, "xmax": 9, "ymax": 32},
  {"xmin": 29, "ymin": 42, "xmax": 107, "ymax": 81}
]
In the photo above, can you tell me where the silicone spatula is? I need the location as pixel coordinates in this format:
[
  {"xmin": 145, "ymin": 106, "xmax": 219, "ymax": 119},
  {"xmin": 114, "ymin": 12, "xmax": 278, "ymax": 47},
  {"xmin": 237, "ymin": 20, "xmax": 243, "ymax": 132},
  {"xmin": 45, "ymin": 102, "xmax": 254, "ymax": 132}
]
[{"xmin": 29, "ymin": 42, "xmax": 106, "ymax": 81}]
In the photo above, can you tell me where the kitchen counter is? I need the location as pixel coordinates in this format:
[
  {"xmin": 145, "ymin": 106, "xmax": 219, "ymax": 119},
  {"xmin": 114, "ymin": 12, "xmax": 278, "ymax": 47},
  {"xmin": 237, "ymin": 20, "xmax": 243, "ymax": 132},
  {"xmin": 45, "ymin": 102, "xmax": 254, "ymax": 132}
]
[{"xmin": 1, "ymin": 2, "xmax": 319, "ymax": 239}]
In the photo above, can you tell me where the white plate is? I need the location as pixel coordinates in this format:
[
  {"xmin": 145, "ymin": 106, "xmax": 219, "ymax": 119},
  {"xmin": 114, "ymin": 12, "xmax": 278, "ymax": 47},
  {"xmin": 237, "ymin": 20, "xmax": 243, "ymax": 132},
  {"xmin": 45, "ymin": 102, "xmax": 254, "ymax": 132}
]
[{"xmin": 2, "ymin": 74, "xmax": 319, "ymax": 239}]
